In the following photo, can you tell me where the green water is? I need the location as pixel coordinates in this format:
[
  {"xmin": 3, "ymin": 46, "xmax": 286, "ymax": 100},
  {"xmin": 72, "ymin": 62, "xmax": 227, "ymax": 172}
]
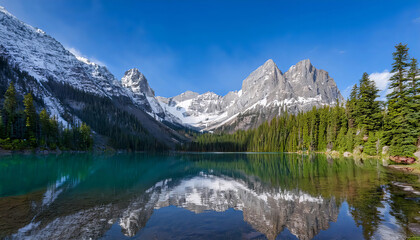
[{"xmin": 0, "ymin": 153, "xmax": 419, "ymax": 239}]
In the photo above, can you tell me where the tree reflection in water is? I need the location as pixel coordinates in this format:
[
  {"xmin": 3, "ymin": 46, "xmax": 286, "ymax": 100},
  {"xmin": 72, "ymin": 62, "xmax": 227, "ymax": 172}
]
[{"xmin": 0, "ymin": 153, "xmax": 419, "ymax": 239}]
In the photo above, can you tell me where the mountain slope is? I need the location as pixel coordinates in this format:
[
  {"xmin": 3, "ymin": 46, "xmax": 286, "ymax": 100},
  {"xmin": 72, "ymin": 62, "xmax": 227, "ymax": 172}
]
[
  {"xmin": 158, "ymin": 59, "xmax": 343, "ymax": 132},
  {"xmin": 0, "ymin": 5, "xmax": 343, "ymax": 145},
  {"xmin": 0, "ymin": 6, "xmax": 186, "ymax": 149}
]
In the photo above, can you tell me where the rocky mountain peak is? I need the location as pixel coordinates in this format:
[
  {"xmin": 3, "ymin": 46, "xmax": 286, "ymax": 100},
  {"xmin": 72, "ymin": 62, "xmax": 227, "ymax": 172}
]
[
  {"xmin": 286, "ymin": 59, "xmax": 313, "ymax": 75},
  {"xmin": 297, "ymin": 58, "xmax": 312, "ymax": 67},
  {"xmin": 201, "ymin": 91, "xmax": 221, "ymax": 99},
  {"xmin": 172, "ymin": 90, "xmax": 200, "ymax": 102},
  {"xmin": 121, "ymin": 68, "xmax": 155, "ymax": 97},
  {"xmin": 241, "ymin": 59, "xmax": 283, "ymax": 93},
  {"xmin": 262, "ymin": 58, "xmax": 276, "ymax": 68},
  {"xmin": 157, "ymin": 58, "xmax": 343, "ymax": 132}
]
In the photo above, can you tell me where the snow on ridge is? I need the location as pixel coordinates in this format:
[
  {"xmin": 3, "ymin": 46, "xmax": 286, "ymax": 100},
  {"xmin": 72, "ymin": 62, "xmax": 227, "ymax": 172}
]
[
  {"xmin": 153, "ymin": 57, "xmax": 342, "ymax": 131},
  {"xmin": 154, "ymin": 173, "xmax": 324, "ymax": 212},
  {"xmin": 0, "ymin": 5, "xmax": 342, "ymax": 132}
]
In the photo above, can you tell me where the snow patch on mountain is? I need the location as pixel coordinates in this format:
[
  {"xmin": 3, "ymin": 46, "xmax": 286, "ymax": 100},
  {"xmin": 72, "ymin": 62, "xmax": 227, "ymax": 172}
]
[
  {"xmin": 0, "ymin": 5, "xmax": 343, "ymax": 133},
  {"xmin": 156, "ymin": 59, "xmax": 343, "ymax": 131}
]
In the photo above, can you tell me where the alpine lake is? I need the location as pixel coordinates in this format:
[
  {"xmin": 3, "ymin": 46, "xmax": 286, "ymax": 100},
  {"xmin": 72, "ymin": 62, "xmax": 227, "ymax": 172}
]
[{"xmin": 0, "ymin": 153, "xmax": 419, "ymax": 240}]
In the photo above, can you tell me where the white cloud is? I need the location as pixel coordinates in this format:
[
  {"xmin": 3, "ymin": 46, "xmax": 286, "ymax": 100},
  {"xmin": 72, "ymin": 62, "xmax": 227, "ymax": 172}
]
[
  {"xmin": 413, "ymin": 17, "xmax": 420, "ymax": 23},
  {"xmin": 369, "ymin": 70, "xmax": 393, "ymax": 91},
  {"xmin": 65, "ymin": 46, "xmax": 106, "ymax": 67},
  {"xmin": 338, "ymin": 50, "xmax": 346, "ymax": 54},
  {"xmin": 369, "ymin": 70, "xmax": 394, "ymax": 100}
]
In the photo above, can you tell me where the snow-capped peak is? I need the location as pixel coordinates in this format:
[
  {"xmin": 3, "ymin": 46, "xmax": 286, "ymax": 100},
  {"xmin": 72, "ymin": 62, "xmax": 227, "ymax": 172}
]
[
  {"xmin": 157, "ymin": 58, "xmax": 343, "ymax": 131},
  {"xmin": 0, "ymin": 6, "xmax": 46, "ymax": 36},
  {"xmin": 121, "ymin": 68, "xmax": 154, "ymax": 97}
]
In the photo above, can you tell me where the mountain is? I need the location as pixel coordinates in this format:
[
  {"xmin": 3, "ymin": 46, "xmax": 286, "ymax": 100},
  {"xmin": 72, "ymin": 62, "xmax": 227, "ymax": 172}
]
[
  {"xmin": 157, "ymin": 59, "xmax": 344, "ymax": 132},
  {"xmin": 0, "ymin": 5, "xmax": 344, "ymax": 148},
  {"xmin": 120, "ymin": 68, "xmax": 183, "ymax": 125},
  {"xmin": 0, "ymin": 6, "xmax": 186, "ymax": 149}
]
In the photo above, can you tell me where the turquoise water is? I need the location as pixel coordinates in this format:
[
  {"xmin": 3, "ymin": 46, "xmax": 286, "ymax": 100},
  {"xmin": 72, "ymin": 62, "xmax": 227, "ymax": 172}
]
[{"xmin": 0, "ymin": 153, "xmax": 419, "ymax": 239}]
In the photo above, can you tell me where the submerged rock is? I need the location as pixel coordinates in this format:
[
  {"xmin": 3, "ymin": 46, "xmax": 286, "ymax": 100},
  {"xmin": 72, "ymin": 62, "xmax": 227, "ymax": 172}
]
[
  {"xmin": 389, "ymin": 156, "xmax": 416, "ymax": 165},
  {"xmin": 330, "ymin": 150, "xmax": 340, "ymax": 158},
  {"xmin": 409, "ymin": 223, "xmax": 420, "ymax": 235},
  {"xmin": 353, "ymin": 146, "xmax": 363, "ymax": 155},
  {"xmin": 382, "ymin": 146, "xmax": 389, "ymax": 155},
  {"xmin": 414, "ymin": 150, "xmax": 420, "ymax": 160},
  {"xmin": 343, "ymin": 152, "xmax": 352, "ymax": 157}
]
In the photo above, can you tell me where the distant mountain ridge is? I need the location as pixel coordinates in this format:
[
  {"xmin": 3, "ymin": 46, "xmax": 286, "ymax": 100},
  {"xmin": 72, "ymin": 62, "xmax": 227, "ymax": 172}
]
[
  {"xmin": 0, "ymin": 6, "xmax": 186, "ymax": 149},
  {"xmin": 155, "ymin": 59, "xmax": 343, "ymax": 132},
  {"xmin": 0, "ymin": 5, "xmax": 343, "ymax": 147}
]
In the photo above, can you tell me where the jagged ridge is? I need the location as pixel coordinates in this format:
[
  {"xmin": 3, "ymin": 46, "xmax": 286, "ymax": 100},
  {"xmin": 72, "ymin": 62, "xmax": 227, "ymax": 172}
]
[{"xmin": 157, "ymin": 59, "xmax": 343, "ymax": 132}]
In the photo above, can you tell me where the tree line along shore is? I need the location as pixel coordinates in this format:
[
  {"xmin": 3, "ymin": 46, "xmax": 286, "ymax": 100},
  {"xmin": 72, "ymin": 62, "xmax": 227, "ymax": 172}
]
[{"xmin": 183, "ymin": 43, "xmax": 420, "ymax": 168}]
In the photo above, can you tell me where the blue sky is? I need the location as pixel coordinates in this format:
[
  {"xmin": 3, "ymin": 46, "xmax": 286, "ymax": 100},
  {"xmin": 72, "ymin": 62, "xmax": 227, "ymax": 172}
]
[{"xmin": 1, "ymin": 0, "xmax": 419, "ymax": 98}]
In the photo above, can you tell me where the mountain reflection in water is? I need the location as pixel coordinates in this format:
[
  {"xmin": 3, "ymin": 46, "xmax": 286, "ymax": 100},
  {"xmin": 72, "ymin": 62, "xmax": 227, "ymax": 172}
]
[{"xmin": 0, "ymin": 153, "xmax": 419, "ymax": 240}]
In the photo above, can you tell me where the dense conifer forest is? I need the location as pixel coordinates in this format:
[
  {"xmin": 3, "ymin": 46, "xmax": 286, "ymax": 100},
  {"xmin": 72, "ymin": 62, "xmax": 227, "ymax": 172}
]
[
  {"xmin": 185, "ymin": 44, "xmax": 420, "ymax": 157},
  {"xmin": 44, "ymin": 80, "xmax": 166, "ymax": 151},
  {"xmin": 0, "ymin": 81, "xmax": 93, "ymax": 150},
  {"xmin": 0, "ymin": 55, "xmax": 167, "ymax": 151},
  {"xmin": 0, "ymin": 44, "xmax": 418, "ymax": 154}
]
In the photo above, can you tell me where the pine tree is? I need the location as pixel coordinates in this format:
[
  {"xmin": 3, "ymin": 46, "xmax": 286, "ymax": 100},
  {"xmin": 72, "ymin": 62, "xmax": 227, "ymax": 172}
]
[
  {"xmin": 347, "ymin": 84, "xmax": 358, "ymax": 128},
  {"xmin": 336, "ymin": 126, "xmax": 347, "ymax": 152},
  {"xmin": 317, "ymin": 109, "xmax": 328, "ymax": 151},
  {"xmin": 385, "ymin": 43, "xmax": 417, "ymax": 156},
  {"xmin": 23, "ymin": 93, "xmax": 37, "ymax": 139},
  {"xmin": 345, "ymin": 128, "xmax": 355, "ymax": 152},
  {"xmin": 356, "ymin": 73, "xmax": 382, "ymax": 131},
  {"xmin": 408, "ymin": 58, "xmax": 419, "ymax": 96},
  {"xmin": 3, "ymin": 82, "xmax": 17, "ymax": 138},
  {"xmin": 364, "ymin": 132, "xmax": 377, "ymax": 156},
  {"xmin": 39, "ymin": 109, "xmax": 50, "ymax": 146},
  {"xmin": 407, "ymin": 58, "xmax": 420, "ymax": 140}
]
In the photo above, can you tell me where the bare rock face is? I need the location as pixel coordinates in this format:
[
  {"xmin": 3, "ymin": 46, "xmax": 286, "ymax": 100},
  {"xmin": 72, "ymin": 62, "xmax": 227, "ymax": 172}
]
[
  {"xmin": 284, "ymin": 59, "xmax": 341, "ymax": 103},
  {"xmin": 120, "ymin": 68, "xmax": 172, "ymax": 120},
  {"xmin": 121, "ymin": 68, "xmax": 155, "ymax": 97},
  {"xmin": 157, "ymin": 59, "xmax": 344, "ymax": 132}
]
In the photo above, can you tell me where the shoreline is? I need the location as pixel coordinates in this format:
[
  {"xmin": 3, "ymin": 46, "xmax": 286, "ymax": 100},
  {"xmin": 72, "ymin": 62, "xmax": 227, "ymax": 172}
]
[{"xmin": 2, "ymin": 148, "xmax": 419, "ymax": 175}]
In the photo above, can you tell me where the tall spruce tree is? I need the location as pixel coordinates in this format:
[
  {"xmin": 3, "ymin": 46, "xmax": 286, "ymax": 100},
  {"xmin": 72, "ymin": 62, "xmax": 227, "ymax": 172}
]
[
  {"xmin": 356, "ymin": 72, "xmax": 382, "ymax": 131},
  {"xmin": 385, "ymin": 43, "xmax": 417, "ymax": 156},
  {"xmin": 23, "ymin": 93, "xmax": 37, "ymax": 139},
  {"xmin": 39, "ymin": 108, "xmax": 50, "ymax": 145},
  {"xmin": 408, "ymin": 58, "xmax": 419, "ymax": 96},
  {"xmin": 407, "ymin": 58, "xmax": 420, "ymax": 146},
  {"xmin": 3, "ymin": 82, "xmax": 17, "ymax": 138},
  {"xmin": 347, "ymin": 84, "xmax": 359, "ymax": 128}
]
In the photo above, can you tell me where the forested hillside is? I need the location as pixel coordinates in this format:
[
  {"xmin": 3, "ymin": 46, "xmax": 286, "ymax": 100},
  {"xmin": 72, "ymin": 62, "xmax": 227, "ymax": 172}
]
[
  {"xmin": 185, "ymin": 43, "xmax": 420, "ymax": 157},
  {"xmin": 0, "ymin": 56, "xmax": 167, "ymax": 151},
  {"xmin": 0, "ymin": 81, "xmax": 93, "ymax": 150}
]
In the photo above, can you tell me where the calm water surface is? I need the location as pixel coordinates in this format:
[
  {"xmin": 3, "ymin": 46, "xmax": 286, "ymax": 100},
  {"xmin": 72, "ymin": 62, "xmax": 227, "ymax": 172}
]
[{"xmin": 0, "ymin": 153, "xmax": 419, "ymax": 239}]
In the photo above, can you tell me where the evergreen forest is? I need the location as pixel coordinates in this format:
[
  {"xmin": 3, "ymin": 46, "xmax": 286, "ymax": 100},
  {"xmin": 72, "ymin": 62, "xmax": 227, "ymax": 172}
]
[
  {"xmin": 185, "ymin": 43, "xmax": 420, "ymax": 157},
  {"xmin": 0, "ymin": 81, "xmax": 93, "ymax": 150}
]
